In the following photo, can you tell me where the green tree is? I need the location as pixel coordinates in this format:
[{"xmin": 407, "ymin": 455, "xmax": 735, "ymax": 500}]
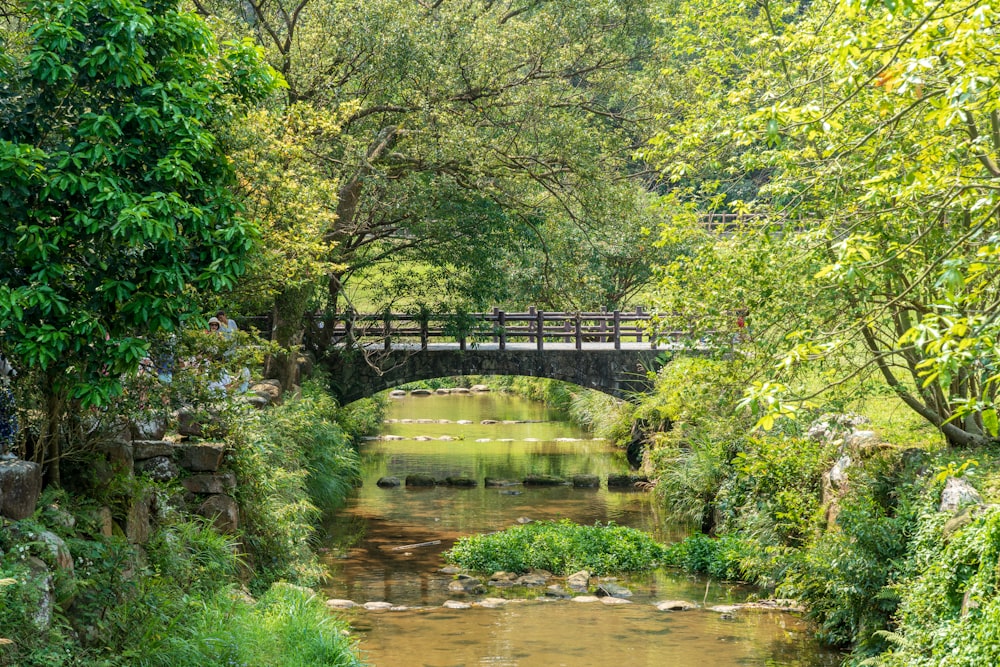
[
  {"xmin": 198, "ymin": 0, "xmax": 664, "ymax": 320},
  {"xmin": 647, "ymin": 0, "xmax": 1000, "ymax": 447},
  {"xmin": 0, "ymin": 0, "xmax": 279, "ymax": 482}
]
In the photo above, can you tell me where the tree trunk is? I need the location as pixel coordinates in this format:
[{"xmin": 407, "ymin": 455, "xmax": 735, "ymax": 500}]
[
  {"xmin": 37, "ymin": 372, "xmax": 64, "ymax": 487},
  {"xmin": 265, "ymin": 283, "xmax": 313, "ymax": 391}
]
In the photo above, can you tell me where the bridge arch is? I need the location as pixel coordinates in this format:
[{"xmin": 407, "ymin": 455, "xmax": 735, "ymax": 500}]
[{"xmin": 321, "ymin": 348, "xmax": 664, "ymax": 405}]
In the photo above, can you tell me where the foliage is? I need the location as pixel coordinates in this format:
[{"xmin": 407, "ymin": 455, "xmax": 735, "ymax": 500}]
[
  {"xmin": 720, "ymin": 436, "xmax": 836, "ymax": 546},
  {"xmin": 445, "ymin": 519, "xmax": 667, "ymax": 576},
  {"xmin": 777, "ymin": 456, "xmax": 926, "ymax": 656},
  {"xmin": 869, "ymin": 506, "xmax": 1000, "ymax": 667},
  {"xmin": 229, "ymin": 380, "xmax": 361, "ymax": 592},
  {"xmin": 0, "ymin": 0, "xmax": 278, "ymax": 481},
  {"xmin": 645, "ymin": 0, "xmax": 1000, "ymax": 447},
  {"xmin": 662, "ymin": 533, "xmax": 755, "ymax": 581},
  {"xmin": 196, "ymin": 0, "xmax": 666, "ymax": 315}
]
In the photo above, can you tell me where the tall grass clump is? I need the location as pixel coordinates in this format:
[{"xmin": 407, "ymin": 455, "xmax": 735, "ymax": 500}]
[
  {"xmin": 231, "ymin": 381, "xmax": 362, "ymax": 592},
  {"xmin": 445, "ymin": 520, "xmax": 666, "ymax": 575}
]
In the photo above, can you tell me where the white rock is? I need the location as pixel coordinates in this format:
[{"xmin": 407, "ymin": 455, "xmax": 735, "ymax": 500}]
[{"xmin": 326, "ymin": 599, "xmax": 357, "ymax": 609}]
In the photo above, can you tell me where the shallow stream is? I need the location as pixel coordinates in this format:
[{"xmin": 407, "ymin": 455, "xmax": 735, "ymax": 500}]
[{"xmin": 321, "ymin": 392, "xmax": 840, "ymax": 667}]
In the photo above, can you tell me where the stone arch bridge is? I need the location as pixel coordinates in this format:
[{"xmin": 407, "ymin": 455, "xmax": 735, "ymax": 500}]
[{"xmin": 306, "ymin": 308, "xmax": 686, "ymax": 404}]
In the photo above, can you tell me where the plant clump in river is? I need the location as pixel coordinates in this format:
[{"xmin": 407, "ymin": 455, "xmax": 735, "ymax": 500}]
[{"xmin": 445, "ymin": 520, "xmax": 667, "ymax": 575}]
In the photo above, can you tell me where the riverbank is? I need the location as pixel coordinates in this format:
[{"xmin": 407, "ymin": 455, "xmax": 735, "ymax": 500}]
[
  {"xmin": 0, "ymin": 378, "xmax": 376, "ymax": 666},
  {"xmin": 609, "ymin": 357, "xmax": 1000, "ymax": 665}
]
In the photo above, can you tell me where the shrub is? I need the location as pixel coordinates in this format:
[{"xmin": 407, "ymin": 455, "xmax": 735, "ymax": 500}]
[
  {"xmin": 662, "ymin": 533, "xmax": 755, "ymax": 581},
  {"xmin": 445, "ymin": 520, "xmax": 667, "ymax": 575},
  {"xmin": 777, "ymin": 462, "xmax": 922, "ymax": 656}
]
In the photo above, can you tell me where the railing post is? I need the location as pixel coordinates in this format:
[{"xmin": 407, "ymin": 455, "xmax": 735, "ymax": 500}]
[
  {"xmin": 635, "ymin": 306, "xmax": 644, "ymax": 343},
  {"xmin": 528, "ymin": 306, "xmax": 536, "ymax": 345},
  {"xmin": 383, "ymin": 310, "xmax": 392, "ymax": 351},
  {"xmin": 613, "ymin": 310, "xmax": 621, "ymax": 350},
  {"xmin": 574, "ymin": 312, "xmax": 582, "ymax": 350},
  {"xmin": 598, "ymin": 307, "xmax": 608, "ymax": 343},
  {"xmin": 492, "ymin": 307, "xmax": 500, "ymax": 344},
  {"xmin": 562, "ymin": 319, "xmax": 571, "ymax": 343},
  {"xmin": 498, "ymin": 310, "xmax": 506, "ymax": 350},
  {"xmin": 420, "ymin": 316, "xmax": 429, "ymax": 351},
  {"xmin": 536, "ymin": 309, "xmax": 544, "ymax": 351},
  {"xmin": 344, "ymin": 308, "xmax": 356, "ymax": 349}
]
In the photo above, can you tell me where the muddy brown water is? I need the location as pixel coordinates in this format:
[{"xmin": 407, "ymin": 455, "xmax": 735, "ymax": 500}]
[{"xmin": 321, "ymin": 392, "xmax": 841, "ymax": 666}]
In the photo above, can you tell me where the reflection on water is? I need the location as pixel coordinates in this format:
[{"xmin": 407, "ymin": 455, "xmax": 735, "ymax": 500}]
[{"xmin": 321, "ymin": 392, "xmax": 840, "ymax": 667}]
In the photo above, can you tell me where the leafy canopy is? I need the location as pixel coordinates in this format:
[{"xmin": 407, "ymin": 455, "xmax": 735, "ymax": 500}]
[{"xmin": 0, "ymin": 0, "xmax": 279, "ymax": 406}]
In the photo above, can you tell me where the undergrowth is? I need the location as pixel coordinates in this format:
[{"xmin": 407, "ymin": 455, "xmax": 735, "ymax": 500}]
[{"xmin": 445, "ymin": 519, "xmax": 667, "ymax": 575}]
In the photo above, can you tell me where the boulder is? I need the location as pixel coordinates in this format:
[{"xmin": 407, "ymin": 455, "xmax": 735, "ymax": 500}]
[
  {"xmin": 807, "ymin": 413, "xmax": 870, "ymax": 442},
  {"xmin": 451, "ymin": 387, "xmax": 471, "ymax": 394},
  {"xmin": 136, "ymin": 456, "xmax": 180, "ymax": 482},
  {"xmin": 443, "ymin": 600, "xmax": 472, "ymax": 609},
  {"xmin": 829, "ymin": 455, "xmax": 851, "ymax": 491},
  {"xmin": 96, "ymin": 441, "xmax": 134, "ymax": 474},
  {"xmin": 488, "ymin": 571, "xmax": 518, "ymax": 587},
  {"xmin": 125, "ymin": 488, "xmax": 154, "ymax": 544},
  {"xmin": 410, "ymin": 389, "xmax": 432, "ymax": 396},
  {"xmin": 545, "ymin": 585, "xmax": 572, "ymax": 598},
  {"xmin": 572, "ymin": 595, "xmax": 601, "ymax": 603},
  {"xmin": 844, "ymin": 430, "xmax": 881, "ymax": 456},
  {"xmin": 250, "ymin": 380, "xmax": 283, "ymax": 405},
  {"xmin": 570, "ymin": 474, "xmax": 600, "ymax": 488},
  {"xmin": 655, "ymin": 600, "xmax": 698, "ymax": 611},
  {"xmin": 607, "ymin": 473, "xmax": 650, "ymax": 489},
  {"xmin": 514, "ymin": 572, "xmax": 549, "ymax": 587},
  {"xmin": 178, "ymin": 442, "xmax": 226, "ymax": 472},
  {"xmin": 445, "ymin": 476, "xmax": 477, "ymax": 487},
  {"xmin": 363, "ymin": 601, "xmax": 394, "ymax": 610},
  {"xmin": 388, "ymin": 390, "xmax": 406, "ymax": 398},
  {"xmin": 405, "ymin": 473, "xmax": 437, "ymax": 487},
  {"xmin": 470, "ymin": 385, "xmax": 490, "ymax": 392},
  {"xmin": 0, "ymin": 459, "xmax": 43, "ymax": 520},
  {"xmin": 485, "ymin": 478, "xmax": 521, "ymax": 488},
  {"xmin": 523, "ymin": 474, "xmax": 566, "ymax": 486},
  {"xmin": 940, "ymin": 476, "xmax": 984, "ymax": 513},
  {"xmin": 376, "ymin": 476, "xmax": 402, "ymax": 488},
  {"xmin": 25, "ymin": 556, "xmax": 55, "ymax": 630},
  {"xmin": 566, "ymin": 570, "xmax": 590, "ymax": 592},
  {"xmin": 133, "ymin": 441, "xmax": 175, "ymax": 460},
  {"xmin": 181, "ymin": 472, "xmax": 236, "ymax": 495},
  {"xmin": 130, "ymin": 417, "xmax": 167, "ymax": 441},
  {"xmin": 36, "ymin": 530, "xmax": 74, "ymax": 574},
  {"xmin": 242, "ymin": 395, "xmax": 269, "ymax": 410},
  {"xmin": 435, "ymin": 388, "xmax": 451, "ymax": 395},
  {"xmin": 296, "ymin": 354, "xmax": 314, "ymax": 379},
  {"xmin": 197, "ymin": 494, "xmax": 239, "ymax": 534},
  {"xmin": 36, "ymin": 530, "xmax": 76, "ymax": 607},
  {"xmin": 600, "ymin": 597, "xmax": 632, "ymax": 605},
  {"xmin": 448, "ymin": 575, "xmax": 485, "ymax": 595},
  {"xmin": 596, "ymin": 582, "xmax": 632, "ymax": 598},
  {"xmin": 478, "ymin": 597, "xmax": 508, "ymax": 608},
  {"xmin": 95, "ymin": 506, "xmax": 114, "ymax": 537},
  {"xmin": 326, "ymin": 599, "xmax": 357, "ymax": 610}
]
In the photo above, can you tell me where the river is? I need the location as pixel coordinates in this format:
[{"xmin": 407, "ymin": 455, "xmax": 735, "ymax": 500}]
[{"xmin": 320, "ymin": 391, "xmax": 840, "ymax": 667}]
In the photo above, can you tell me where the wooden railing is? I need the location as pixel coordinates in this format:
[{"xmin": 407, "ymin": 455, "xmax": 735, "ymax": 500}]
[{"xmin": 322, "ymin": 307, "xmax": 677, "ymax": 351}]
